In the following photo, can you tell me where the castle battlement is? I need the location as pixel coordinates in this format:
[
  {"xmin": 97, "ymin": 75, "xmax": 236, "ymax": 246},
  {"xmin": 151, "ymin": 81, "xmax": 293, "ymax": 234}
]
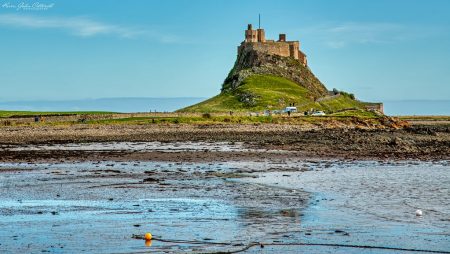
[{"xmin": 238, "ymin": 24, "xmax": 307, "ymax": 66}]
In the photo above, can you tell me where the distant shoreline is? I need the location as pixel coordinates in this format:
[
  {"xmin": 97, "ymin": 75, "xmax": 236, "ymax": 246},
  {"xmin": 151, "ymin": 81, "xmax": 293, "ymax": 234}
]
[
  {"xmin": 0, "ymin": 98, "xmax": 449, "ymax": 115},
  {"xmin": 0, "ymin": 97, "xmax": 207, "ymax": 113}
]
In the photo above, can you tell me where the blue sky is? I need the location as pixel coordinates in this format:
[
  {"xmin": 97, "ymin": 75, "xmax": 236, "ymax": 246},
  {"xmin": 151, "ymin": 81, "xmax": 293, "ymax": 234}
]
[{"xmin": 0, "ymin": 0, "xmax": 449, "ymax": 102}]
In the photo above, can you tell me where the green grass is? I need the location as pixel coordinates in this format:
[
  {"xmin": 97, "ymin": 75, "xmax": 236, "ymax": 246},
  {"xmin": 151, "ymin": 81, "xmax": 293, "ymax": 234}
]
[
  {"xmin": 0, "ymin": 111, "xmax": 385, "ymax": 128},
  {"xmin": 85, "ymin": 115, "xmax": 281, "ymax": 125},
  {"xmin": 0, "ymin": 110, "xmax": 115, "ymax": 118},
  {"xmin": 330, "ymin": 109, "xmax": 380, "ymax": 118},
  {"xmin": 317, "ymin": 96, "xmax": 365, "ymax": 112},
  {"xmin": 179, "ymin": 74, "xmax": 368, "ymax": 114},
  {"xmin": 82, "ymin": 114, "xmax": 383, "ymax": 126}
]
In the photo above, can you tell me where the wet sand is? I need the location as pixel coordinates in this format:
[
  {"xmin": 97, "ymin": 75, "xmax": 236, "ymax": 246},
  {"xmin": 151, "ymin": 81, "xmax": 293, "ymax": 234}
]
[{"xmin": 0, "ymin": 121, "xmax": 449, "ymax": 253}]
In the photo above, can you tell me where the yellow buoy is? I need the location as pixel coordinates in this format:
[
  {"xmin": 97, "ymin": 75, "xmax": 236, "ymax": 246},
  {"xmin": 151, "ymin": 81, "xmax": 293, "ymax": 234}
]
[{"xmin": 144, "ymin": 232, "xmax": 152, "ymax": 240}]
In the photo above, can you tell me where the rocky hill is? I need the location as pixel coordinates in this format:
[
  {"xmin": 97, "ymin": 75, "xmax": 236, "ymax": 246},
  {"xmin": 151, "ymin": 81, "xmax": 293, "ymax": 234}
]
[
  {"xmin": 222, "ymin": 45, "xmax": 329, "ymax": 98},
  {"xmin": 179, "ymin": 43, "xmax": 380, "ymax": 114}
]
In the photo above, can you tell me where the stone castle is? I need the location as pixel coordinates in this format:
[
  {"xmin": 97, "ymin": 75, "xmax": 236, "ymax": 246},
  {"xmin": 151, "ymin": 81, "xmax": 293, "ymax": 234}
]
[
  {"xmin": 238, "ymin": 24, "xmax": 308, "ymax": 67},
  {"xmin": 235, "ymin": 23, "xmax": 384, "ymax": 113}
]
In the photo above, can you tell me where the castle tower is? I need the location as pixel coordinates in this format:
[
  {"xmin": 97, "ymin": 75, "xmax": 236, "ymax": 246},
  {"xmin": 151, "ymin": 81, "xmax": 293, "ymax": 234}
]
[
  {"xmin": 245, "ymin": 24, "xmax": 265, "ymax": 43},
  {"xmin": 257, "ymin": 28, "xmax": 265, "ymax": 42},
  {"xmin": 245, "ymin": 24, "xmax": 258, "ymax": 42}
]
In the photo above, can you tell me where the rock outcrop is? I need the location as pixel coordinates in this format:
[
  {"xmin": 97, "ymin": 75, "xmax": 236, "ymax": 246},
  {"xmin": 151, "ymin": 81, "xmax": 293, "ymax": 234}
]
[{"xmin": 222, "ymin": 45, "xmax": 329, "ymax": 99}]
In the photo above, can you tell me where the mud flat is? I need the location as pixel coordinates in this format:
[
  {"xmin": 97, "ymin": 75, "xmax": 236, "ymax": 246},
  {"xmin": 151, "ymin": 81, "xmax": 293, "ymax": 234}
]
[
  {"xmin": 0, "ymin": 122, "xmax": 449, "ymax": 161},
  {"xmin": 0, "ymin": 140, "xmax": 449, "ymax": 253}
]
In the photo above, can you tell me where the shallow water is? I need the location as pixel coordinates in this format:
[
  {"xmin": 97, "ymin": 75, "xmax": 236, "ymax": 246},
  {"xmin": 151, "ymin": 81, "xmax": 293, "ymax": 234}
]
[
  {"xmin": 243, "ymin": 162, "xmax": 450, "ymax": 253},
  {"xmin": 0, "ymin": 160, "xmax": 306, "ymax": 253},
  {"xmin": 0, "ymin": 141, "xmax": 274, "ymax": 153},
  {"xmin": 0, "ymin": 198, "xmax": 240, "ymax": 253}
]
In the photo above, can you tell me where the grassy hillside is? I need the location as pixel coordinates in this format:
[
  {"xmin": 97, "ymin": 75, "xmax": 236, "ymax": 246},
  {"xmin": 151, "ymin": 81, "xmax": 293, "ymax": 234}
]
[{"xmin": 179, "ymin": 74, "xmax": 366, "ymax": 113}]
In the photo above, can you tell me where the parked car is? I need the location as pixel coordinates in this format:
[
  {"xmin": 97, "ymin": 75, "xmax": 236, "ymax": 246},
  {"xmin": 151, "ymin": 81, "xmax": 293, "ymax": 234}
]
[
  {"xmin": 271, "ymin": 110, "xmax": 283, "ymax": 114},
  {"xmin": 311, "ymin": 111, "xmax": 326, "ymax": 116}
]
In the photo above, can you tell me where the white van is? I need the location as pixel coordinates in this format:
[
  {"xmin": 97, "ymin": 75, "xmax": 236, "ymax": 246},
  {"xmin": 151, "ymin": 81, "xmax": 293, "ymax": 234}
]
[{"xmin": 284, "ymin": 107, "xmax": 298, "ymax": 113}]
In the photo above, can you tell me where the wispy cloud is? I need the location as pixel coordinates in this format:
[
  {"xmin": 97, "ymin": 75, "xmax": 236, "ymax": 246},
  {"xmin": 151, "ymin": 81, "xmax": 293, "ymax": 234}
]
[
  {"xmin": 0, "ymin": 14, "xmax": 171, "ymax": 40},
  {"xmin": 296, "ymin": 22, "xmax": 440, "ymax": 49},
  {"xmin": 324, "ymin": 22, "xmax": 404, "ymax": 48}
]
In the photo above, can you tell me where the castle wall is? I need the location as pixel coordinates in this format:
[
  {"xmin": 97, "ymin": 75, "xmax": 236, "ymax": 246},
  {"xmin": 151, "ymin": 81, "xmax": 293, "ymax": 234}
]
[
  {"xmin": 288, "ymin": 41, "xmax": 299, "ymax": 59},
  {"xmin": 298, "ymin": 50, "xmax": 307, "ymax": 66},
  {"xmin": 240, "ymin": 42, "xmax": 292, "ymax": 59},
  {"xmin": 365, "ymin": 103, "xmax": 384, "ymax": 113}
]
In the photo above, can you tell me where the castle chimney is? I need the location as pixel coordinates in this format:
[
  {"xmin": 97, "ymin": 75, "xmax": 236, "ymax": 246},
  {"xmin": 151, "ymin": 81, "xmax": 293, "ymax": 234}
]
[
  {"xmin": 278, "ymin": 34, "xmax": 286, "ymax": 42},
  {"xmin": 247, "ymin": 24, "xmax": 253, "ymax": 30}
]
